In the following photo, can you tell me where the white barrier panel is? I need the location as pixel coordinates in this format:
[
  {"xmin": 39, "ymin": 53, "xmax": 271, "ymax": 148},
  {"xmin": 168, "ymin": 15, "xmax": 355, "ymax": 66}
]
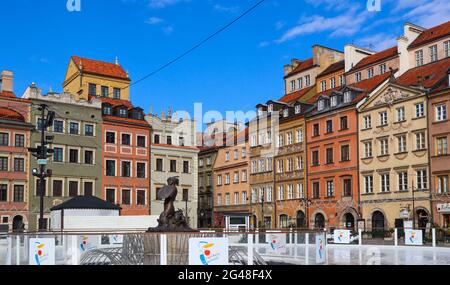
[
  {"xmin": 405, "ymin": 229, "xmax": 423, "ymax": 246},
  {"xmin": 333, "ymin": 230, "xmax": 351, "ymax": 244},
  {"xmin": 29, "ymin": 238, "xmax": 56, "ymax": 265},
  {"xmin": 189, "ymin": 238, "xmax": 229, "ymax": 265},
  {"xmin": 268, "ymin": 234, "xmax": 286, "ymax": 254},
  {"xmin": 315, "ymin": 234, "xmax": 326, "ymax": 264}
]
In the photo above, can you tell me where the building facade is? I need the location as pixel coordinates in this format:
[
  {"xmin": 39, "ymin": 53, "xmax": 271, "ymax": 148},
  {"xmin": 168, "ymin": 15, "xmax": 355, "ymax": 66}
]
[
  {"xmin": 0, "ymin": 71, "xmax": 33, "ymax": 232},
  {"xmin": 146, "ymin": 111, "xmax": 199, "ymax": 228}
]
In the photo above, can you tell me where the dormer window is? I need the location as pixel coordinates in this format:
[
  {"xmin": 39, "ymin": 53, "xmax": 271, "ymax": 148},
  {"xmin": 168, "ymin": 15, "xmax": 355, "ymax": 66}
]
[
  {"xmin": 103, "ymin": 106, "xmax": 112, "ymax": 115},
  {"xmin": 118, "ymin": 108, "xmax": 127, "ymax": 117},
  {"xmin": 344, "ymin": 91, "xmax": 352, "ymax": 103},
  {"xmin": 295, "ymin": 105, "xmax": 301, "ymax": 114},
  {"xmin": 283, "ymin": 109, "xmax": 289, "ymax": 118},
  {"xmin": 318, "ymin": 100, "xmax": 325, "ymax": 111},
  {"xmin": 330, "ymin": 96, "xmax": 338, "ymax": 107}
]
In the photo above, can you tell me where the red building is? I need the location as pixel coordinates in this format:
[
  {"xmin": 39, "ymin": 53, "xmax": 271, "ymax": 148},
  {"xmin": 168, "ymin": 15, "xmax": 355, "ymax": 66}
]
[
  {"xmin": 305, "ymin": 72, "xmax": 393, "ymax": 230},
  {"xmin": 0, "ymin": 70, "xmax": 33, "ymax": 231}
]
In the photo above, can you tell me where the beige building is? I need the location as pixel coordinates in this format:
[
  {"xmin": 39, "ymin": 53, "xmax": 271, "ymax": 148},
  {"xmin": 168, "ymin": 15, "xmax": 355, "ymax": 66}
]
[{"xmin": 357, "ymin": 80, "xmax": 431, "ymax": 234}]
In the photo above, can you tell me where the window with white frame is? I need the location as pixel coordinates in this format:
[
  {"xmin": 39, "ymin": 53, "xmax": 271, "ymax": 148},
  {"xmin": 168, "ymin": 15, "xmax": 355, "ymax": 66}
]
[
  {"xmin": 251, "ymin": 188, "xmax": 257, "ymax": 203},
  {"xmin": 380, "ymin": 111, "xmax": 388, "ymax": 126},
  {"xmin": 415, "ymin": 103, "xmax": 425, "ymax": 118},
  {"xmin": 217, "ymin": 175, "xmax": 222, "ymax": 186},
  {"xmin": 430, "ymin": 45, "xmax": 438, "ymax": 62},
  {"xmin": 278, "ymin": 186, "xmax": 285, "ymax": 200},
  {"xmin": 368, "ymin": 68, "xmax": 374, "ymax": 78},
  {"xmin": 296, "ymin": 156, "xmax": 303, "ymax": 170},
  {"xmin": 242, "ymin": 191, "xmax": 248, "ymax": 204},
  {"xmin": 339, "ymin": 75, "xmax": 345, "ymax": 86},
  {"xmin": 364, "ymin": 141, "xmax": 373, "ymax": 158},
  {"xmin": 259, "ymin": 188, "xmax": 264, "ymax": 203},
  {"xmin": 298, "ymin": 78, "xmax": 303, "ymax": 89},
  {"xmin": 305, "ymin": 75, "xmax": 311, "ymax": 86},
  {"xmin": 277, "ymin": 159, "xmax": 284, "ymax": 173},
  {"xmin": 283, "ymin": 109, "xmax": 289, "ymax": 118},
  {"xmin": 278, "ymin": 134, "xmax": 284, "ymax": 147},
  {"xmin": 437, "ymin": 137, "xmax": 448, "ymax": 155},
  {"xmin": 438, "ymin": 175, "xmax": 449, "ymax": 194},
  {"xmin": 287, "ymin": 158, "xmax": 293, "ymax": 172},
  {"xmin": 267, "ymin": 158, "xmax": 273, "ymax": 171},
  {"xmin": 234, "ymin": 192, "xmax": 239, "ymax": 205},
  {"xmin": 416, "ymin": 170, "xmax": 428, "ymax": 190},
  {"xmin": 436, "ymin": 104, "xmax": 447, "ymax": 121},
  {"xmin": 364, "ymin": 115, "xmax": 372, "ymax": 129},
  {"xmin": 330, "ymin": 77, "xmax": 336, "ymax": 89},
  {"xmin": 296, "ymin": 129, "xmax": 303, "ymax": 143},
  {"xmin": 326, "ymin": 180, "xmax": 334, "ymax": 197},
  {"xmin": 355, "ymin": 72, "xmax": 362, "ymax": 82},
  {"xmin": 267, "ymin": 186, "xmax": 273, "ymax": 202},
  {"xmin": 297, "ymin": 183, "xmax": 304, "ymax": 199},
  {"xmin": 295, "ymin": 105, "xmax": 301, "ymax": 114},
  {"xmin": 321, "ymin": 80, "xmax": 326, "ymax": 92},
  {"xmin": 259, "ymin": 132, "xmax": 266, "ymax": 145},
  {"xmin": 217, "ymin": 194, "xmax": 222, "ymax": 206},
  {"xmin": 234, "ymin": 149, "xmax": 239, "ymax": 160},
  {"xmin": 225, "ymin": 193, "xmax": 230, "ymax": 206},
  {"xmin": 259, "ymin": 159, "xmax": 266, "ymax": 172},
  {"xmin": 380, "ymin": 138, "xmax": 389, "ymax": 155},
  {"xmin": 344, "ymin": 91, "xmax": 352, "ymax": 103},
  {"xmin": 380, "ymin": 64, "xmax": 387, "ymax": 74},
  {"xmin": 251, "ymin": 160, "xmax": 257, "ymax": 173},
  {"xmin": 380, "ymin": 173, "xmax": 390, "ymax": 192},
  {"xmin": 287, "ymin": 185, "xmax": 294, "ymax": 199},
  {"xmin": 225, "ymin": 152, "xmax": 230, "ymax": 161},
  {"xmin": 445, "ymin": 41, "xmax": 450, "ymax": 58},
  {"xmin": 397, "ymin": 135, "xmax": 407, "ymax": 153},
  {"xmin": 267, "ymin": 131, "xmax": 272, "ymax": 144},
  {"xmin": 318, "ymin": 100, "xmax": 325, "ymax": 111},
  {"xmin": 415, "ymin": 50, "xmax": 424, "ymax": 66},
  {"xmin": 234, "ymin": 172, "xmax": 239, "ymax": 183},
  {"xmin": 330, "ymin": 96, "xmax": 337, "ymax": 107},
  {"xmin": 225, "ymin": 173, "xmax": 230, "ymax": 185},
  {"xmin": 251, "ymin": 135, "xmax": 257, "ymax": 147},
  {"xmin": 416, "ymin": 132, "xmax": 426, "ymax": 150},
  {"xmin": 364, "ymin": 176, "xmax": 373, "ymax": 194},
  {"xmin": 287, "ymin": 132, "xmax": 293, "ymax": 145},
  {"xmin": 398, "ymin": 172, "xmax": 408, "ymax": 192},
  {"xmin": 396, "ymin": 107, "xmax": 405, "ymax": 122},
  {"xmin": 242, "ymin": 147, "xmax": 247, "ymax": 158},
  {"xmin": 290, "ymin": 80, "xmax": 296, "ymax": 92},
  {"xmin": 241, "ymin": 170, "xmax": 248, "ymax": 182}
]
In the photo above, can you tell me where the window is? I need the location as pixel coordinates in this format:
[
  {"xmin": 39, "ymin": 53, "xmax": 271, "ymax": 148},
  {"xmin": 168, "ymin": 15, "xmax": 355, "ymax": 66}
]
[
  {"xmin": 364, "ymin": 176, "xmax": 373, "ymax": 194},
  {"xmin": 296, "ymin": 156, "xmax": 303, "ymax": 170},
  {"xmin": 137, "ymin": 136, "xmax": 146, "ymax": 147},
  {"xmin": 242, "ymin": 148, "xmax": 247, "ymax": 158},
  {"xmin": 13, "ymin": 185, "xmax": 24, "ymax": 202},
  {"xmin": 69, "ymin": 149, "xmax": 79, "ymax": 163},
  {"xmin": 217, "ymin": 194, "xmax": 222, "ymax": 206},
  {"xmin": 364, "ymin": 115, "xmax": 372, "ymax": 129},
  {"xmin": 295, "ymin": 105, "xmax": 301, "ymax": 114},
  {"xmin": 106, "ymin": 132, "xmax": 116, "ymax": 144},
  {"xmin": 305, "ymin": 75, "xmax": 311, "ymax": 86},
  {"xmin": 380, "ymin": 173, "xmax": 390, "ymax": 193},
  {"xmin": 268, "ymin": 104, "xmax": 273, "ymax": 113},
  {"xmin": 321, "ymin": 80, "xmax": 326, "ymax": 91},
  {"xmin": 290, "ymin": 80, "xmax": 296, "ymax": 91},
  {"xmin": 233, "ymin": 172, "xmax": 239, "ymax": 183},
  {"xmin": 436, "ymin": 104, "xmax": 447, "ymax": 121},
  {"xmin": 397, "ymin": 135, "xmax": 407, "ymax": 153},
  {"xmin": 398, "ymin": 172, "xmax": 408, "ymax": 192},
  {"xmin": 206, "ymin": 157, "xmax": 212, "ymax": 165},
  {"xmin": 437, "ymin": 137, "xmax": 448, "ymax": 155},
  {"xmin": 380, "ymin": 64, "xmax": 387, "ymax": 74},
  {"xmin": 84, "ymin": 150, "xmax": 94, "ymax": 165},
  {"xmin": 106, "ymin": 160, "xmax": 116, "ymax": 176},
  {"xmin": 326, "ymin": 148, "xmax": 333, "ymax": 164},
  {"xmin": 122, "ymin": 190, "xmax": 131, "ymax": 205},
  {"xmin": 277, "ymin": 160, "xmax": 284, "ymax": 173},
  {"xmin": 183, "ymin": 161, "xmax": 189, "ymax": 174},
  {"xmin": 0, "ymin": 133, "xmax": 8, "ymax": 146},
  {"xmin": 313, "ymin": 124, "xmax": 320, "ymax": 136},
  {"xmin": 267, "ymin": 187, "xmax": 273, "ymax": 202},
  {"xmin": 297, "ymin": 184, "xmax": 304, "ymax": 199},
  {"xmin": 380, "ymin": 112, "xmax": 388, "ymax": 126},
  {"xmin": 84, "ymin": 124, "xmax": 94, "ymax": 136},
  {"xmin": 69, "ymin": 122, "xmax": 79, "ymax": 135},
  {"xmin": 242, "ymin": 192, "xmax": 248, "ymax": 205},
  {"xmin": 122, "ymin": 161, "xmax": 131, "ymax": 177},
  {"xmin": 364, "ymin": 142, "xmax": 373, "ymax": 158},
  {"xmin": 330, "ymin": 96, "xmax": 337, "ymax": 107},
  {"xmin": 241, "ymin": 170, "xmax": 247, "ymax": 182},
  {"xmin": 251, "ymin": 161, "xmax": 257, "ymax": 174},
  {"xmin": 368, "ymin": 68, "xmax": 374, "ymax": 78},
  {"xmin": 318, "ymin": 100, "xmax": 325, "ymax": 111},
  {"xmin": 296, "ymin": 129, "xmax": 303, "ymax": 143},
  {"xmin": 0, "ymin": 184, "xmax": 7, "ymax": 202},
  {"xmin": 225, "ymin": 193, "xmax": 230, "ymax": 205},
  {"xmin": 234, "ymin": 192, "xmax": 239, "ymax": 205},
  {"xmin": 343, "ymin": 179, "xmax": 352, "ymax": 197},
  {"xmin": 106, "ymin": 189, "xmax": 116, "ymax": 203},
  {"xmin": 170, "ymin": 160, "xmax": 177, "ymax": 172},
  {"xmin": 278, "ymin": 186, "xmax": 285, "ymax": 200},
  {"xmin": 113, "ymin": 88, "xmax": 121, "ymax": 99},
  {"xmin": 53, "ymin": 147, "xmax": 63, "ymax": 162},
  {"xmin": 326, "ymin": 120, "xmax": 333, "ymax": 133},
  {"xmin": 278, "ymin": 134, "xmax": 284, "ymax": 147},
  {"xmin": 69, "ymin": 181, "xmax": 78, "ymax": 197},
  {"xmin": 438, "ymin": 176, "xmax": 449, "ymax": 194},
  {"xmin": 287, "ymin": 185, "xmax": 294, "ymax": 199},
  {"xmin": 380, "ymin": 139, "xmax": 389, "ymax": 155},
  {"xmin": 217, "ymin": 175, "xmax": 222, "ymax": 186},
  {"xmin": 416, "ymin": 170, "xmax": 428, "ymax": 190},
  {"xmin": 84, "ymin": 182, "xmax": 93, "ymax": 196},
  {"xmin": 199, "ymin": 158, "xmax": 204, "ymax": 167},
  {"xmin": 445, "ymin": 41, "xmax": 450, "ymax": 58},
  {"xmin": 430, "ymin": 45, "xmax": 438, "ymax": 62},
  {"xmin": 356, "ymin": 72, "xmax": 362, "ymax": 82},
  {"xmin": 339, "ymin": 75, "xmax": 345, "ymax": 86},
  {"xmin": 344, "ymin": 91, "xmax": 352, "ymax": 103},
  {"xmin": 326, "ymin": 181, "xmax": 334, "ymax": 197},
  {"xmin": 0, "ymin": 157, "xmax": 7, "ymax": 171},
  {"xmin": 330, "ymin": 77, "xmax": 336, "ymax": 89},
  {"xmin": 121, "ymin": 133, "xmax": 131, "ymax": 146},
  {"xmin": 396, "ymin": 107, "xmax": 405, "ymax": 122},
  {"xmin": 415, "ymin": 50, "xmax": 423, "ymax": 66},
  {"xmin": 14, "ymin": 158, "xmax": 24, "ymax": 172},
  {"xmin": 298, "ymin": 78, "xmax": 303, "ymax": 89},
  {"xmin": 101, "ymin": 86, "xmax": 109, "ymax": 97},
  {"xmin": 225, "ymin": 152, "xmax": 230, "ymax": 161},
  {"xmin": 287, "ymin": 158, "xmax": 293, "ymax": 172},
  {"xmin": 88, "ymin": 83, "xmax": 97, "ymax": 96},
  {"xmin": 416, "ymin": 132, "xmax": 426, "ymax": 150},
  {"xmin": 287, "ymin": 132, "xmax": 293, "ymax": 145},
  {"xmin": 283, "ymin": 109, "xmax": 289, "ymax": 118},
  {"xmin": 260, "ymin": 159, "xmax": 266, "ymax": 172},
  {"xmin": 37, "ymin": 118, "xmax": 45, "ymax": 131},
  {"xmin": 312, "ymin": 151, "xmax": 319, "ymax": 166},
  {"xmin": 267, "ymin": 158, "xmax": 273, "ymax": 171},
  {"xmin": 167, "ymin": 136, "xmax": 172, "ymax": 145},
  {"xmin": 137, "ymin": 163, "xmax": 146, "ymax": 178},
  {"xmin": 154, "ymin": 134, "xmax": 160, "ymax": 144},
  {"xmin": 118, "ymin": 108, "xmax": 127, "ymax": 117},
  {"xmin": 313, "ymin": 182, "xmax": 320, "ymax": 199},
  {"xmin": 137, "ymin": 190, "xmax": 146, "ymax": 205},
  {"xmin": 341, "ymin": 145, "xmax": 350, "ymax": 161},
  {"xmin": 340, "ymin": 116, "xmax": 348, "ymax": 130},
  {"xmin": 103, "ymin": 106, "xmax": 112, "ymax": 115},
  {"xmin": 156, "ymin": 158, "xmax": 163, "ymax": 172},
  {"xmin": 415, "ymin": 103, "xmax": 425, "ymax": 118},
  {"xmin": 233, "ymin": 150, "xmax": 239, "ymax": 160},
  {"xmin": 15, "ymin": 134, "xmax": 24, "ymax": 147}
]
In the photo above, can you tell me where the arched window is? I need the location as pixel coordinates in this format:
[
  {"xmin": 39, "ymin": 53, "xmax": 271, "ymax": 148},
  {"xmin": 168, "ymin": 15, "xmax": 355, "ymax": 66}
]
[
  {"xmin": 314, "ymin": 213, "xmax": 325, "ymax": 229},
  {"xmin": 372, "ymin": 211, "xmax": 385, "ymax": 237},
  {"xmin": 296, "ymin": 211, "xmax": 305, "ymax": 228}
]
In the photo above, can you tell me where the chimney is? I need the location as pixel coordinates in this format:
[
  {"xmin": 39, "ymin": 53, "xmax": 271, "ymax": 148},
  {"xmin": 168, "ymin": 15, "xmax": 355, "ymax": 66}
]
[
  {"xmin": 0, "ymin": 70, "xmax": 13, "ymax": 92},
  {"xmin": 115, "ymin": 56, "xmax": 119, "ymax": 65}
]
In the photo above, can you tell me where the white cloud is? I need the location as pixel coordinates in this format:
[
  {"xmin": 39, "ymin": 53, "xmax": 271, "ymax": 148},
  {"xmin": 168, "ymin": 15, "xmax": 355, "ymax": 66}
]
[
  {"xmin": 148, "ymin": 0, "xmax": 188, "ymax": 9},
  {"xmin": 275, "ymin": 20, "xmax": 285, "ymax": 31},
  {"xmin": 356, "ymin": 33, "xmax": 397, "ymax": 51},
  {"xmin": 304, "ymin": 0, "xmax": 357, "ymax": 11},
  {"xmin": 258, "ymin": 41, "xmax": 270, "ymax": 48},
  {"xmin": 213, "ymin": 4, "xmax": 240, "ymax": 14},
  {"xmin": 145, "ymin": 17, "xmax": 164, "ymax": 25},
  {"xmin": 162, "ymin": 26, "xmax": 174, "ymax": 34},
  {"xmin": 400, "ymin": 0, "xmax": 450, "ymax": 28},
  {"xmin": 276, "ymin": 8, "xmax": 373, "ymax": 43}
]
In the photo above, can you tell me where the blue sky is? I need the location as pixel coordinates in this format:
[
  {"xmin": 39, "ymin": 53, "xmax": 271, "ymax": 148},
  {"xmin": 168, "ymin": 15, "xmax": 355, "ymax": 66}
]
[{"xmin": 1, "ymin": 0, "xmax": 449, "ymax": 129}]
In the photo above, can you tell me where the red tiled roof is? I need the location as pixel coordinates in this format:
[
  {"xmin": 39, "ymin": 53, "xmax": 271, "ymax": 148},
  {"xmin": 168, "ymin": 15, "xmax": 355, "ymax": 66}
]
[
  {"xmin": 317, "ymin": 60, "xmax": 345, "ymax": 78},
  {"xmin": 0, "ymin": 107, "xmax": 25, "ymax": 122},
  {"xmin": 285, "ymin": 58, "xmax": 315, "ymax": 77},
  {"xmin": 396, "ymin": 57, "xmax": 450, "ymax": 89},
  {"xmin": 279, "ymin": 86, "xmax": 315, "ymax": 103},
  {"xmin": 349, "ymin": 70, "xmax": 393, "ymax": 91},
  {"xmin": 0, "ymin": 91, "xmax": 16, "ymax": 98},
  {"xmin": 409, "ymin": 21, "xmax": 450, "ymax": 49},
  {"xmin": 307, "ymin": 88, "xmax": 338, "ymax": 104},
  {"xmin": 352, "ymin": 46, "xmax": 398, "ymax": 71},
  {"xmin": 72, "ymin": 56, "xmax": 129, "ymax": 80},
  {"xmin": 100, "ymin": 97, "xmax": 133, "ymax": 109}
]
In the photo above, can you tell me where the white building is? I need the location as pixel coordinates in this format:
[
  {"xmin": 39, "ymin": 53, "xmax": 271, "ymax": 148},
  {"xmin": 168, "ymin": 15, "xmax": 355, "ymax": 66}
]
[{"xmin": 146, "ymin": 109, "xmax": 199, "ymax": 228}]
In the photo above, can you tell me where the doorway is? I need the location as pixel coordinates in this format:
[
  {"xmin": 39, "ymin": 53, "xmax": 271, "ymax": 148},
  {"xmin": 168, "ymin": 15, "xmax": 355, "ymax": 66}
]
[
  {"xmin": 372, "ymin": 211, "xmax": 385, "ymax": 238},
  {"xmin": 344, "ymin": 213, "xmax": 355, "ymax": 230}
]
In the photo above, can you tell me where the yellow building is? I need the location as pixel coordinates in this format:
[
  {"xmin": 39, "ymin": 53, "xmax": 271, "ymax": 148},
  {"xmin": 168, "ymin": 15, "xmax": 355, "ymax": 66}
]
[
  {"xmin": 357, "ymin": 80, "xmax": 431, "ymax": 234},
  {"xmin": 62, "ymin": 56, "xmax": 131, "ymax": 101}
]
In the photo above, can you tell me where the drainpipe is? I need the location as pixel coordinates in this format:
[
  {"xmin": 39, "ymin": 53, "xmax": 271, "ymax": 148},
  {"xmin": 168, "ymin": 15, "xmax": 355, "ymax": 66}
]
[
  {"xmin": 425, "ymin": 91, "xmax": 434, "ymax": 227},
  {"xmin": 148, "ymin": 125, "xmax": 153, "ymax": 215},
  {"xmin": 356, "ymin": 108, "xmax": 362, "ymax": 220}
]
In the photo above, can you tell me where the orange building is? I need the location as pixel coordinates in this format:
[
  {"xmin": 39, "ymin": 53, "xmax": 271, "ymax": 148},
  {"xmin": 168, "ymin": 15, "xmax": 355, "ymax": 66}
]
[{"xmin": 306, "ymin": 71, "xmax": 393, "ymax": 230}]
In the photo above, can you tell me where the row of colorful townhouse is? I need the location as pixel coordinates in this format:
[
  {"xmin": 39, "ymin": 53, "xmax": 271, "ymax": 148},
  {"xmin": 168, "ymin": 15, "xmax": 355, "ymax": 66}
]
[{"xmin": 208, "ymin": 20, "xmax": 450, "ymax": 232}]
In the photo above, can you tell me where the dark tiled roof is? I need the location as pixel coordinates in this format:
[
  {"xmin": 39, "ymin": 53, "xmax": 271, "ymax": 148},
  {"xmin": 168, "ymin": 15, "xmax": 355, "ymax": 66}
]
[
  {"xmin": 72, "ymin": 56, "xmax": 129, "ymax": 80},
  {"xmin": 351, "ymin": 46, "xmax": 398, "ymax": 71},
  {"xmin": 317, "ymin": 60, "xmax": 345, "ymax": 78},
  {"xmin": 396, "ymin": 57, "xmax": 450, "ymax": 90},
  {"xmin": 50, "ymin": 195, "xmax": 121, "ymax": 211},
  {"xmin": 409, "ymin": 21, "xmax": 450, "ymax": 49}
]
